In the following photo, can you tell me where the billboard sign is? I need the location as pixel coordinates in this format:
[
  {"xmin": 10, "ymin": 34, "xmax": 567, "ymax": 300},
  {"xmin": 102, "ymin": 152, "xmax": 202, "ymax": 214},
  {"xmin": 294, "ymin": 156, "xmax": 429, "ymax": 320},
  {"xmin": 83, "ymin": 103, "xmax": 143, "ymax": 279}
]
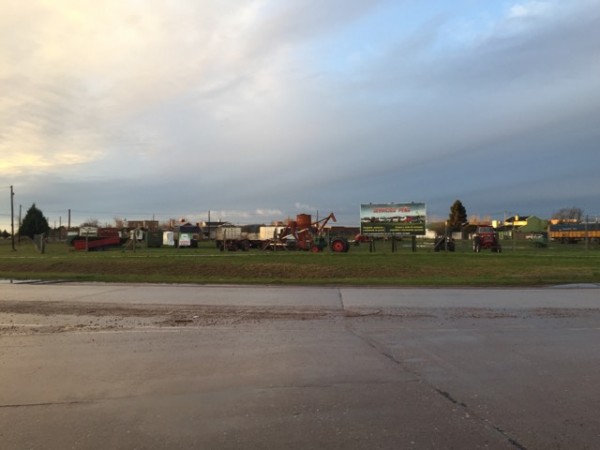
[{"xmin": 360, "ymin": 203, "xmax": 426, "ymax": 235}]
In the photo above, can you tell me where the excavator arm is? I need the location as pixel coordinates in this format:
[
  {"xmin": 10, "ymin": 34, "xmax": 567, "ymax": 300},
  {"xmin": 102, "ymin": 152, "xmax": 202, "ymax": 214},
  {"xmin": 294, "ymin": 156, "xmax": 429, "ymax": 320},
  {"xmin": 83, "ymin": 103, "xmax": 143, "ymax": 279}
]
[{"xmin": 313, "ymin": 213, "xmax": 336, "ymax": 235}]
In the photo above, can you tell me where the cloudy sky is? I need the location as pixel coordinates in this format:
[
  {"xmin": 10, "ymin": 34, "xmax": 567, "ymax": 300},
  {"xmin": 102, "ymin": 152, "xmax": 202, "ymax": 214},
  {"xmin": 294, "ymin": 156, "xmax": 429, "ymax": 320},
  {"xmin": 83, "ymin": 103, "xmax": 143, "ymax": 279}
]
[{"xmin": 1, "ymin": 0, "xmax": 599, "ymax": 229}]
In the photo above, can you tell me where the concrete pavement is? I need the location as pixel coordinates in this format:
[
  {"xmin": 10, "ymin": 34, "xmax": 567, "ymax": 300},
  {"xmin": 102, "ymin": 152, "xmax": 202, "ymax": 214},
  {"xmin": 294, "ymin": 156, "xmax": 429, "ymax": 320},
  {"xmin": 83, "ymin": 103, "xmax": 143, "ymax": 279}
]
[
  {"xmin": 1, "ymin": 281, "xmax": 599, "ymax": 309},
  {"xmin": 1, "ymin": 282, "xmax": 599, "ymax": 449}
]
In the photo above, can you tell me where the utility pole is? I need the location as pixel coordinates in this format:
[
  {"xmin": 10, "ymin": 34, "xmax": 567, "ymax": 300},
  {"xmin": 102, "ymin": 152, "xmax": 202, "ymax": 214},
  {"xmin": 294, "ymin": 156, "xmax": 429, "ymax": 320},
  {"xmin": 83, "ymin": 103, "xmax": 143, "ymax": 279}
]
[
  {"xmin": 585, "ymin": 215, "xmax": 589, "ymax": 251},
  {"xmin": 18, "ymin": 204, "xmax": 22, "ymax": 244},
  {"xmin": 10, "ymin": 186, "xmax": 15, "ymax": 251}
]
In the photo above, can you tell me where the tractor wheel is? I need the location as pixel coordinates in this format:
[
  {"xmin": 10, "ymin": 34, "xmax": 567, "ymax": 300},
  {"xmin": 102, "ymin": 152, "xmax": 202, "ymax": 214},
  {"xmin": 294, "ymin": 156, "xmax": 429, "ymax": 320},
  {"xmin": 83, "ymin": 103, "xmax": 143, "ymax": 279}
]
[
  {"xmin": 331, "ymin": 238, "xmax": 348, "ymax": 253},
  {"xmin": 311, "ymin": 245, "xmax": 322, "ymax": 253}
]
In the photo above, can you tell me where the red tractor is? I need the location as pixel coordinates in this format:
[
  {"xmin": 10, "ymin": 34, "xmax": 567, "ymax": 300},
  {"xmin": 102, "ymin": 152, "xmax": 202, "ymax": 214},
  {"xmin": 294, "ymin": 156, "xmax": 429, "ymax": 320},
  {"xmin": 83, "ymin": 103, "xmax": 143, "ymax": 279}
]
[{"xmin": 473, "ymin": 226, "xmax": 502, "ymax": 253}]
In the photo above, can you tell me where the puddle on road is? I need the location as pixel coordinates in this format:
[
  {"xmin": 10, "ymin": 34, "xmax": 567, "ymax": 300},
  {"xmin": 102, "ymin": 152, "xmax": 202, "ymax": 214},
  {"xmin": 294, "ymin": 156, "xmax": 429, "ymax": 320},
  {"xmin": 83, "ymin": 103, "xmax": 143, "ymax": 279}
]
[{"xmin": 0, "ymin": 279, "xmax": 64, "ymax": 285}]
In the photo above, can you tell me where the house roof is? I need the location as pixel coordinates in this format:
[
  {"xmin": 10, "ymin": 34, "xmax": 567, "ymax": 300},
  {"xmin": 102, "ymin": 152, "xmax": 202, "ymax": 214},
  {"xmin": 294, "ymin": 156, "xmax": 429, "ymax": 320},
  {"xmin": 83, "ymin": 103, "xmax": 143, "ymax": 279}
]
[
  {"xmin": 201, "ymin": 221, "xmax": 233, "ymax": 227},
  {"xmin": 176, "ymin": 223, "xmax": 201, "ymax": 233},
  {"xmin": 505, "ymin": 216, "xmax": 529, "ymax": 222}
]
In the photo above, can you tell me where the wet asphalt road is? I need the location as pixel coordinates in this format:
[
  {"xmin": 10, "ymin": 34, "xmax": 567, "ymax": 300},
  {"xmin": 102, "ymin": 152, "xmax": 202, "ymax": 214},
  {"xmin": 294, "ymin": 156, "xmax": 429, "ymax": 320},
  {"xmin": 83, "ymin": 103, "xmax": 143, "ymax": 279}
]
[{"xmin": 0, "ymin": 283, "xmax": 599, "ymax": 449}]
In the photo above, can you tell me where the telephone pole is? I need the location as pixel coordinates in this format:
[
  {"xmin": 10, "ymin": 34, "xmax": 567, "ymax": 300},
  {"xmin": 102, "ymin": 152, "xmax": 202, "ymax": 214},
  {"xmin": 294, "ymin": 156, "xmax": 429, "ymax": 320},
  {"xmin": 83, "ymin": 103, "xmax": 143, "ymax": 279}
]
[
  {"xmin": 10, "ymin": 186, "xmax": 15, "ymax": 251},
  {"xmin": 18, "ymin": 204, "xmax": 22, "ymax": 244}
]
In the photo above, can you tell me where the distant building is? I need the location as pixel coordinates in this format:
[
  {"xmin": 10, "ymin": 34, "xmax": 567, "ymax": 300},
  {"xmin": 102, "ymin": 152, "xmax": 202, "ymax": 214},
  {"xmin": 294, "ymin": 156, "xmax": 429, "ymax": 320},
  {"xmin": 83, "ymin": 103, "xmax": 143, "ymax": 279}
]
[
  {"xmin": 176, "ymin": 222, "xmax": 202, "ymax": 235},
  {"xmin": 329, "ymin": 226, "xmax": 360, "ymax": 238},
  {"xmin": 498, "ymin": 215, "xmax": 548, "ymax": 238},
  {"xmin": 124, "ymin": 220, "xmax": 159, "ymax": 231},
  {"xmin": 199, "ymin": 221, "xmax": 233, "ymax": 239}
]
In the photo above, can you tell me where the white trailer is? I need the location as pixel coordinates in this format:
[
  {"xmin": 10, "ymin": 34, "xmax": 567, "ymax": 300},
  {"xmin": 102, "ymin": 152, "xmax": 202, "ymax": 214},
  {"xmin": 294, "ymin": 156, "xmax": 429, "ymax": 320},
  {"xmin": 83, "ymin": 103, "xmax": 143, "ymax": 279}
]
[
  {"xmin": 163, "ymin": 231, "xmax": 175, "ymax": 246},
  {"xmin": 215, "ymin": 226, "xmax": 249, "ymax": 251},
  {"xmin": 259, "ymin": 226, "xmax": 284, "ymax": 241},
  {"xmin": 214, "ymin": 225, "xmax": 285, "ymax": 251}
]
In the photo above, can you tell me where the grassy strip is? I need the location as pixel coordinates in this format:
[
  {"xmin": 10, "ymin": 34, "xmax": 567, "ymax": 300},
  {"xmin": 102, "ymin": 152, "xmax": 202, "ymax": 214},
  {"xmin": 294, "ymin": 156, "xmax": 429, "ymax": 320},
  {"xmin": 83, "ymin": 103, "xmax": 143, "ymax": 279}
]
[{"xmin": 0, "ymin": 240, "xmax": 599, "ymax": 286}]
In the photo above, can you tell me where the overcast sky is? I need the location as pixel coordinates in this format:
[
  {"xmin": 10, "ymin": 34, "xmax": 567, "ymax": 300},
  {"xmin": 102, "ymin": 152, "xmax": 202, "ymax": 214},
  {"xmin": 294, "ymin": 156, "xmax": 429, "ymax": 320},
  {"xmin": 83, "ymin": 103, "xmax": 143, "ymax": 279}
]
[{"xmin": 1, "ymin": 0, "xmax": 599, "ymax": 229}]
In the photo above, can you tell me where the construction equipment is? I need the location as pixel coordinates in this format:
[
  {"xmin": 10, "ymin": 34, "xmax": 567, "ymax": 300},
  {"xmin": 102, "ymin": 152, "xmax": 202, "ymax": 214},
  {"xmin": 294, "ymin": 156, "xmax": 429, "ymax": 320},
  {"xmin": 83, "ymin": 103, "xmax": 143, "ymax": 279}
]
[
  {"xmin": 268, "ymin": 213, "xmax": 350, "ymax": 253},
  {"xmin": 211, "ymin": 213, "xmax": 351, "ymax": 253}
]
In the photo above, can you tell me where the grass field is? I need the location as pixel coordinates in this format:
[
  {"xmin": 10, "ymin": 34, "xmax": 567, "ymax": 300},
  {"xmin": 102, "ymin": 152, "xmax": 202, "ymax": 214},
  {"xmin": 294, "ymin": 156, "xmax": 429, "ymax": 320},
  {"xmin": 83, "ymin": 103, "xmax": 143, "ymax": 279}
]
[{"xmin": 1, "ymin": 238, "xmax": 599, "ymax": 286}]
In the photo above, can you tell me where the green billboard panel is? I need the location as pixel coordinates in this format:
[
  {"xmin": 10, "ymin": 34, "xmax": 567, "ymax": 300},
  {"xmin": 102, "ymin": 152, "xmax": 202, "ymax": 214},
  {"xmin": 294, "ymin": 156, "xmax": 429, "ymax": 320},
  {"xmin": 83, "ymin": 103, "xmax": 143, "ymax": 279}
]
[{"xmin": 360, "ymin": 203, "xmax": 426, "ymax": 235}]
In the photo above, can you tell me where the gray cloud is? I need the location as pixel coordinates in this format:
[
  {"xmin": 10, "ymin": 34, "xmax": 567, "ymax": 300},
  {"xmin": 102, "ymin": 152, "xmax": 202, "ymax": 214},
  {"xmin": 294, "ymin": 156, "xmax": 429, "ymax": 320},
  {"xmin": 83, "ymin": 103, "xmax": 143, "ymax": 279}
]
[{"xmin": 2, "ymin": 1, "xmax": 599, "ymax": 230}]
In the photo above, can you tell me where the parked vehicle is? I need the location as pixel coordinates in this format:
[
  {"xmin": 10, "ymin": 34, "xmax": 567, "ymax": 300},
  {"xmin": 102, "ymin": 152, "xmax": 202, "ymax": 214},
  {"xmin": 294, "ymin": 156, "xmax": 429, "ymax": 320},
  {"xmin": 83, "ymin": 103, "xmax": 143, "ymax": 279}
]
[
  {"xmin": 267, "ymin": 213, "xmax": 349, "ymax": 253},
  {"xmin": 473, "ymin": 226, "xmax": 502, "ymax": 253},
  {"xmin": 215, "ymin": 224, "xmax": 286, "ymax": 251},
  {"xmin": 214, "ymin": 213, "xmax": 350, "ymax": 253},
  {"xmin": 549, "ymin": 223, "xmax": 600, "ymax": 243},
  {"xmin": 70, "ymin": 227, "xmax": 125, "ymax": 251}
]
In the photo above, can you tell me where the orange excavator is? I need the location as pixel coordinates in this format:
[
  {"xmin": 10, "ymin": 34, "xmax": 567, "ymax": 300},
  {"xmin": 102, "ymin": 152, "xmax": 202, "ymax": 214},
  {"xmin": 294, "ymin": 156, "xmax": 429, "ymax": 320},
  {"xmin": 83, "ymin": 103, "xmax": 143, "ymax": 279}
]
[{"xmin": 276, "ymin": 213, "xmax": 349, "ymax": 253}]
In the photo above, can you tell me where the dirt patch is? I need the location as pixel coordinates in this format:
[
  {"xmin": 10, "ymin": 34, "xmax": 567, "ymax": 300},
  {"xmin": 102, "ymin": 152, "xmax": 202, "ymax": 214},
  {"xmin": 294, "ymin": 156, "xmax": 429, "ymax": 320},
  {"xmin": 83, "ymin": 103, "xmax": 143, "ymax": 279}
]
[
  {"xmin": 2, "ymin": 300, "xmax": 597, "ymax": 336},
  {"xmin": 0, "ymin": 301, "xmax": 335, "ymax": 336}
]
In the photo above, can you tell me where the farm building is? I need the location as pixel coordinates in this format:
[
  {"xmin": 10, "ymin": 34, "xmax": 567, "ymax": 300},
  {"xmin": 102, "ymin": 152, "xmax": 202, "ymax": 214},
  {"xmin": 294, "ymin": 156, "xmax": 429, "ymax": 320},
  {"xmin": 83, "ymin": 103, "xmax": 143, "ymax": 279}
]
[{"xmin": 497, "ymin": 216, "xmax": 548, "ymax": 239}]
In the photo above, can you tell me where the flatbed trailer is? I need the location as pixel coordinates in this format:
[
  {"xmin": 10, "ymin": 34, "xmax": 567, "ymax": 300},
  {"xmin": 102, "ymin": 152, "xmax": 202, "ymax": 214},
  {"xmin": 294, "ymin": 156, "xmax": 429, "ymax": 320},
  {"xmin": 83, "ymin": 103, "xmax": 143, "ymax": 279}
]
[
  {"xmin": 72, "ymin": 236, "xmax": 122, "ymax": 251},
  {"xmin": 549, "ymin": 223, "xmax": 600, "ymax": 242}
]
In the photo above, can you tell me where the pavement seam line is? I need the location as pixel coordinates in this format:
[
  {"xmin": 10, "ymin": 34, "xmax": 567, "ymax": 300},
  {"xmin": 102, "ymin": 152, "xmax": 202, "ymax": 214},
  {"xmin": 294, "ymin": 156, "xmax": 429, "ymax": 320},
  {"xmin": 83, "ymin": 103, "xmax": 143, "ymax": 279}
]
[{"xmin": 344, "ymin": 324, "xmax": 529, "ymax": 450}]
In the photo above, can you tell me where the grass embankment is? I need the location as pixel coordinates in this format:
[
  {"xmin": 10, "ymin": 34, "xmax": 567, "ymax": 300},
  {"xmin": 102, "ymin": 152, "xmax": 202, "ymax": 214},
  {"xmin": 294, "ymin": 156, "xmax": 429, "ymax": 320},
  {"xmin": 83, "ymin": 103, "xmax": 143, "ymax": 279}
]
[{"xmin": 0, "ymin": 240, "xmax": 599, "ymax": 286}]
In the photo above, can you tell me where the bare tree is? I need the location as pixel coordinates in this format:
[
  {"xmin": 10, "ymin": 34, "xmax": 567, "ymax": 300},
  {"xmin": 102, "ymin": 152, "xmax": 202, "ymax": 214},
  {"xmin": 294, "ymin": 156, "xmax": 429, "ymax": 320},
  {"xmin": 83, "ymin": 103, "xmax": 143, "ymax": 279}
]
[
  {"xmin": 80, "ymin": 218, "xmax": 100, "ymax": 227},
  {"xmin": 552, "ymin": 207, "xmax": 583, "ymax": 222},
  {"xmin": 159, "ymin": 219, "xmax": 177, "ymax": 230}
]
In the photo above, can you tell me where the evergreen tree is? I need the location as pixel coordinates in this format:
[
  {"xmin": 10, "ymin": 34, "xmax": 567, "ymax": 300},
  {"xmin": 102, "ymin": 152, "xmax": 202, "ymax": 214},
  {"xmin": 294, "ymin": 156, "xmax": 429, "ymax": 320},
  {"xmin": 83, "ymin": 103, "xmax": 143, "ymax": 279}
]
[
  {"xmin": 19, "ymin": 204, "xmax": 50, "ymax": 239},
  {"xmin": 448, "ymin": 200, "xmax": 468, "ymax": 229}
]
